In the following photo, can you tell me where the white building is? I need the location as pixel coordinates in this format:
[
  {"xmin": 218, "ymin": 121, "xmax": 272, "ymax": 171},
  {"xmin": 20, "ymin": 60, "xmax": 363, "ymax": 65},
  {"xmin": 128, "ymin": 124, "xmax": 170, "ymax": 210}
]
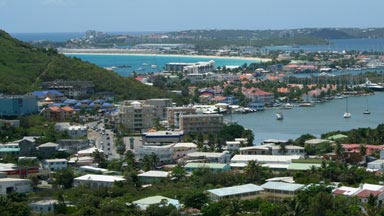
[
  {"xmin": 367, "ymin": 159, "xmax": 384, "ymax": 172},
  {"xmin": 333, "ymin": 183, "xmax": 384, "ymax": 203},
  {"xmin": 137, "ymin": 144, "xmax": 174, "ymax": 164},
  {"xmin": 138, "ymin": 170, "xmax": 169, "ymax": 183},
  {"xmin": 207, "ymin": 184, "xmax": 264, "ymax": 201},
  {"xmin": 132, "ymin": 195, "xmax": 181, "ymax": 210},
  {"xmin": 239, "ymin": 144, "xmax": 305, "ymax": 156},
  {"xmin": 230, "ymin": 154, "xmax": 302, "ymax": 169},
  {"xmin": 55, "ymin": 122, "xmax": 87, "ymax": 138},
  {"xmin": 73, "ymin": 174, "xmax": 125, "ymax": 188},
  {"xmin": 42, "ymin": 159, "xmax": 68, "ymax": 171},
  {"xmin": 226, "ymin": 141, "xmax": 241, "ymax": 151},
  {"xmin": 0, "ymin": 178, "xmax": 32, "ymax": 195},
  {"xmin": 29, "ymin": 200, "xmax": 58, "ymax": 213},
  {"xmin": 187, "ymin": 151, "xmax": 231, "ymax": 163},
  {"xmin": 173, "ymin": 142, "xmax": 197, "ymax": 160}
]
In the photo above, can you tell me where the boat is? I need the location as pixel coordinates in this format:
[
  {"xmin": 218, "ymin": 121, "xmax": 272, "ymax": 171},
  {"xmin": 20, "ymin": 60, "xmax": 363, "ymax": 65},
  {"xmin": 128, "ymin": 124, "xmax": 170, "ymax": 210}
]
[
  {"xmin": 276, "ymin": 112, "xmax": 284, "ymax": 120},
  {"xmin": 281, "ymin": 103, "xmax": 294, "ymax": 109},
  {"xmin": 151, "ymin": 64, "xmax": 157, "ymax": 68},
  {"xmin": 142, "ymin": 63, "xmax": 150, "ymax": 66},
  {"xmin": 358, "ymin": 78, "xmax": 384, "ymax": 91},
  {"xmin": 299, "ymin": 102, "xmax": 314, "ymax": 107},
  {"xmin": 343, "ymin": 97, "xmax": 351, "ymax": 118},
  {"xmin": 363, "ymin": 97, "xmax": 371, "ymax": 115}
]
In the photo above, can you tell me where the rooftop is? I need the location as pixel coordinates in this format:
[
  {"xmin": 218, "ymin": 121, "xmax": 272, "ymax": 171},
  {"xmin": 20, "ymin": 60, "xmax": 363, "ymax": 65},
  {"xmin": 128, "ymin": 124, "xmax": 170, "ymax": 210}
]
[
  {"xmin": 207, "ymin": 184, "xmax": 264, "ymax": 197},
  {"xmin": 184, "ymin": 163, "xmax": 230, "ymax": 169},
  {"xmin": 188, "ymin": 152, "xmax": 227, "ymax": 158},
  {"xmin": 133, "ymin": 195, "xmax": 179, "ymax": 206},
  {"xmin": 138, "ymin": 170, "xmax": 169, "ymax": 178},
  {"xmin": 38, "ymin": 142, "xmax": 59, "ymax": 148},
  {"xmin": 261, "ymin": 182, "xmax": 305, "ymax": 192},
  {"xmin": 74, "ymin": 174, "xmax": 125, "ymax": 182}
]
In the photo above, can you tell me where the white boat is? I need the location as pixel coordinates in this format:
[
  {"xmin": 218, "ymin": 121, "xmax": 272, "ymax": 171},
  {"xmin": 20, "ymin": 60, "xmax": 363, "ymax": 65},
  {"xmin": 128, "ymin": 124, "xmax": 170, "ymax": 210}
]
[
  {"xmin": 281, "ymin": 103, "xmax": 294, "ymax": 109},
  {"xmin": 151, "ymin": 64, "xmax": 157, "ymax": 68},
  {"xmin": 363, "ymin": 97, "xmax": 371, "ymax": 115},
  {"xmin": 276, "ymin": 112, "xmax": 284, "ymax": 120},
  {"xmin": 344, "ymin": 97, "xmax": 351, "ymax": 118},
  {"xmin": 358, "ymin": 78, "xmax": 384, "ymax": 91}
]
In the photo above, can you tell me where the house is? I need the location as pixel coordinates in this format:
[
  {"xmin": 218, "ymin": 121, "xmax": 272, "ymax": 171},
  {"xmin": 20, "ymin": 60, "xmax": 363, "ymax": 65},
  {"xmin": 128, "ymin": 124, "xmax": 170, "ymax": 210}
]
[
  {"xmin": 239, "ymin": 144, "xmax": 305, "ymax": 156},
  {"xmin": 73, "ymin": 174, "xmax": 125, "ymax": 188},
  {"xmin": 37, "ymin": 142, "xmax": 60, "ymax": 158},
  {"xmin": 231, "ymin": 155, "xmax": 302, "ymax": 169},
  {"xmin": 137, "ymin": 144, "xmax": 174, "ymax": 164},
  {"xmin": 0, "ymin": 178, "xmax": 32, "ymax": 195},
  {"xmin": 77, "ymin": 147, "xmax": 103, "ymax": 157},
  {"xmin": 184, "ymin": 163, "xmax": 231, "ymax": 173},
  {"xmin": 367, "ymin": 159, "xmax": 384, "ymax": 172},
  {"xmin": 304, "ymin": 139, "xmax": 335, "ymax": 147},
  {"xmin": 261, "ymin": 181, "xmax": 305, "ymax": 197},
  {"xmin": 287, "ymin": 163, "xmax": 322, "ymax": 171},
  {"xmin": 138, "ymin": 170, "xmax": 169, "ymax": 183},
  {"xmin": 333, "ymin": 183, "xmax": 384, "ymax": 204},
  {"xmin": 132, "ymin": 195, "xmax": 182, "ymax": 210},
  {"xmin": 0, "ymin": 143, "xmax": 20, "ymax": 156},
  {"xmin": 342, "ymin": 144, "xmax": 384, "ymax": 156},
  {"xmin": 172, "ymin": 142, "xmax": 197, "ymax": 160},
  {"xmin": 42, "ymin": 159, "xmax": 68, "ymax": 171},
  {"xmin": 29, "ymin": 200, "xmax": 58, "ymax": 213},
  {"xmin": 226, "ymin": 141, "xmax": 241, "ymax": 151},
  {"xmin": 187, "ymin": 151, "xmax": 231, "ymax": 163},
  {"xmin": 55, "ymin": 123, "xmax": 87, "ymax": 138},
  {"xmin": 206, "ymin": 184, "xmax": 264, "ymax": 201}
]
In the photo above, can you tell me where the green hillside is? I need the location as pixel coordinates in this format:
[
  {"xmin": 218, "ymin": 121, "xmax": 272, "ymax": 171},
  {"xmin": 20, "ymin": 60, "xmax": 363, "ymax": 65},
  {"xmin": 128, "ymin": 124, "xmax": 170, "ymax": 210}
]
[{"xmin": 0, "ymin": 30, "xmax": 170, "ymax": 100}]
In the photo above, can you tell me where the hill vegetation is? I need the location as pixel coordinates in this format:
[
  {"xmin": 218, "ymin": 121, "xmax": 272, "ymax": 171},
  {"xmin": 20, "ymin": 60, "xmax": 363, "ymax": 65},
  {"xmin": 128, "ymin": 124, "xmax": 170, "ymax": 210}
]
[{"xmin": 0, "ymin": 30, "xmax": 173, "ymax": 100}]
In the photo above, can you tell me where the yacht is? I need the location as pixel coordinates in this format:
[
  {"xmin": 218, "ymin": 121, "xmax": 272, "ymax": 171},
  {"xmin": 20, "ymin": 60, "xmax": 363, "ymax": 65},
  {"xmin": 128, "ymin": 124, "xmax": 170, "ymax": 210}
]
[
  {"xmin": 358, "ymin": 78, "xmax": 384, "ymax": 91},
  {"xmin": 281, "ymin": 103, "xmax": 294, "ymax": 109},
  {"xmin": 276, "ymin": 112, "xmax": 284, "ymax": 120},
  {"xmin": 151, "ymin": 64, "xmax": 157, "ymax": 68},
  {"xmin": 344, "ymin": 97, "xmax": 351, "ymax": 118}
]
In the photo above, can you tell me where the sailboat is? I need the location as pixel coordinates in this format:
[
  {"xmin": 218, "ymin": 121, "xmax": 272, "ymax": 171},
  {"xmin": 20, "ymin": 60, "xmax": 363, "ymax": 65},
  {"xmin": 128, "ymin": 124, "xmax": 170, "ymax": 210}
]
[
  {"xmin": 343, "ymin": 97, "xmax": 351, "ymax": 118},
  {"xmin": 363, "ymin": 97, "xmax": 371, "ymax": 115},
  {"xmin": 276, "ymin": 112, "xmax": 284, "ymax": 120}
]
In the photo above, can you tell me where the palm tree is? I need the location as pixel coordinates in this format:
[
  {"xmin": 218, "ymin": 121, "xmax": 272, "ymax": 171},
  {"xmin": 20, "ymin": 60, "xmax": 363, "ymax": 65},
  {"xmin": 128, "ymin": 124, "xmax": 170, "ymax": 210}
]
[
  {"xmin": 279, "ymin": 143, "xmax": 287, "ymax": 155},
  {"xmin": 150, "ymin": 153, "xmax": 159, "ymax": 169},
  {"xmin": 142, "ymin": 155, "xmax": 152, "ymax": 171},
  {"xmin": 244, "ymin": 160, "xmax": 262, "ymax": 183},
  {"xmin": 334, "ymin": 141, "xmax": 344, "ymax": 159},
  {"xmin": 360, "ymin": 144, "xmax": 367, "ymax": 158}
]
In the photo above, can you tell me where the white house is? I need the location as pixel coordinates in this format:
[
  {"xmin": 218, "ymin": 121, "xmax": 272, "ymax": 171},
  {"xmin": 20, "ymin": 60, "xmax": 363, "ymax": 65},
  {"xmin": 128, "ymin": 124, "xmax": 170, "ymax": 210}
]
[
  {"xmin": 132, "ymin": 195, "xmax": 181, "ymax": 210},
  {"xmin": 29, "ymin": 200, "xmax": 58, "ymax": 213},
  {"xmin": 187, "ymin": 151, "xmax": 231, "ymax": 163},
  {"xmin": 206, "ymin": 184, "xmax": 264, "ymax": 201},
  {"xmin": 0, "ymin": 178, "xmax": 32, "ymax": 195},
  {"xmin": 55, "ymin": 123, "xmax": 87, "ymax": 138},
  {"xmin": 367, "ymin": 159, "xmax": 384, "ymax": 172},
  {"xmin": 226, "ymin": 141, "xmax": 241, "ymax": 151},
  {"xmin": 73, "ymin": 174, "xmax": 125, "ymax": 188},
  {"xmin": 333, "ymin": 183, "xmax": 384, "ymax": 204},
  {"xmin": 42, "ymin": 159, "xmax": 68, "ymax": 171},
  {"xmin": 172, "ymin": 142, "xmax": 197, "ymax": 160},
  {"xmin": 138, "ymin": 170, "xmax": 169, "ymax": 183}
]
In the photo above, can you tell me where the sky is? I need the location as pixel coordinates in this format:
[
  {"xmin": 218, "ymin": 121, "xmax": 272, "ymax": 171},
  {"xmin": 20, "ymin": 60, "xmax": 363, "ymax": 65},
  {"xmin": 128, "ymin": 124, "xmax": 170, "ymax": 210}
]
[{"xmin": 1, "ymin": 0, "xmax": 384, "ymax": 33}]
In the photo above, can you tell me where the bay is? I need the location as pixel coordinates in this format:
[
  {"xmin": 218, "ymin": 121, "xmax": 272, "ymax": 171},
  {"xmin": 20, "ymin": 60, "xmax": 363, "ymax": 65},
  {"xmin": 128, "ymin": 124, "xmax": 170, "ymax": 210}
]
[
  {"xmin": 65, "ymin": 53, "xmax": 258, "ymax": 76},
  {"xmin": 227, "ymin": 92, "xmax": 384, "ymax": 145}
]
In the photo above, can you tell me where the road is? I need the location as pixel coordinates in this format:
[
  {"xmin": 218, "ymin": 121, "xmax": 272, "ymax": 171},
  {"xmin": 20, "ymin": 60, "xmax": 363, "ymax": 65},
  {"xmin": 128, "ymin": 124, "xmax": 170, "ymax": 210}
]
[{"xmin": 86, "ymin": 121, "xmax": 120, "ymax": 160}]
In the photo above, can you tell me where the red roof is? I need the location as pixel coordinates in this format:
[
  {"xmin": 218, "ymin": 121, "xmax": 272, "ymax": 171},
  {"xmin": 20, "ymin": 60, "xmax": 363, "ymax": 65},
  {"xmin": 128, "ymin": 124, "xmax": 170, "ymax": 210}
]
[
  {"xmin": 333, "ymin": 189, "xmax": 346, "ymax": 195},
  {"xmin": 355, "ymin": 189, "xmax": 384, "ymax": 198}
]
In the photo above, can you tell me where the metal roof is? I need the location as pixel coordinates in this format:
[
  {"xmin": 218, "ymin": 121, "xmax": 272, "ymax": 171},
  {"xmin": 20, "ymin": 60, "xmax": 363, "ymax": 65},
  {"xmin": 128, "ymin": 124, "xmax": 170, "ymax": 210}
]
[
  {"xmin": 288, "ymin": 163, "xmax": 322, "ymax": 170},
  {"xmin": 261, "ymin": 181, "xmax": 305, "ymax": 192},
  {"xmin": 184, "ymin": 163, "xmax": 230, "ymax": 169},
  {"xmin": 207, "ymin": 184, "xmax": 264, "ymax": 197}
]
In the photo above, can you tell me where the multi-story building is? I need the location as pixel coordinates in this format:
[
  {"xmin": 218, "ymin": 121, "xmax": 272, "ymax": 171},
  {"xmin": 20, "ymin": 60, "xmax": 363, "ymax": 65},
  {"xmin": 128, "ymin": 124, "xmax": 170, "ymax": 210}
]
[
  {"xmin": 0, "ymin": 94, "xmax": 38, "ymax": 116},
  {"xmin": 186, "ymin": 151, "xmax": 231, "ymax": 163},
  {"xmin": 42, "ymin": 106, "xmax": 75, "ymax": 122},
  {"xmin": 167, "ymin": 107, "xmax": 196, "ymax": 128},
  {"xmin": 137, "ymin": 144, "xmax": 174, "ymax": 164},
  {"xmin": 179, "ymin": 114, "xmax": 223, "ymax": 134},
  {"xmin": 165, "ymin": 60, "xmax": 215, "ymax": 74},
  {"xmin": 145, "ymin": 98, "xmax": 172, "ymax": 120},
  {"xmin": 119, "ymin": 101, "xmax": 155, "ymax": 132},
  {"xmin": 242, "ymin": 88, "xmax": 274, "ymax": 105},
  {"xmin": 57, "ymin": 139, "xmax": 90, "ymax": 153},
  {"xmin": 42, "ymin": 159, "xmax": 68, "ymax": 171},
  {"xmin": 141, "ymin": 130, "xmax": 184, "ymax": 145},
  {"xmin": 55, "ymin": 123, "xmax": 87, "ymax": 138},
  {"xmin": 41, "ymin": 80, "xmax": 95, "ymax": 99}
]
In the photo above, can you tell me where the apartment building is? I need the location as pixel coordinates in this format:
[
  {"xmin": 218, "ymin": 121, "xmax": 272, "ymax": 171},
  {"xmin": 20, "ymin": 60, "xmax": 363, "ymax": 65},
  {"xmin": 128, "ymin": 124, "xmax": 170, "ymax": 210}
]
[
  {"xmin": 119, "ymin": 101, "xmax": 155, "ymax": 132},
  {"xmin": 179, "ymin": 114, "xmax": 223, "ymax": 134}
]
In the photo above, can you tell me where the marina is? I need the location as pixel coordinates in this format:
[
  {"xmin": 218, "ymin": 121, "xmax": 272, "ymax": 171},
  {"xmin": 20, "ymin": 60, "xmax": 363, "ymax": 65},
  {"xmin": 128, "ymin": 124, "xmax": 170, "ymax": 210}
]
[{"xmin": 228, "ymin": 92, "xmax": 384, "ymax": 145}]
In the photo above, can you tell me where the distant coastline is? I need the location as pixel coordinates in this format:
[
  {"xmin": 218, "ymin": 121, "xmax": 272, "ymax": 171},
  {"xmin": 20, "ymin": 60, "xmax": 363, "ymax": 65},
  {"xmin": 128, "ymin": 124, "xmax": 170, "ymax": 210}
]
[{"xmin": 60, "ymin": 48, "xmax": 271, "ymax": 62}]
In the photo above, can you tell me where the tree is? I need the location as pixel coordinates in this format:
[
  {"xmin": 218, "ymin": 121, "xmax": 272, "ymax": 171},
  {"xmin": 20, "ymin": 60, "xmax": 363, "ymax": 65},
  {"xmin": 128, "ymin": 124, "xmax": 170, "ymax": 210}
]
[
  {"xmin": 53, "ymin": 168, "xmax": 74, "ymax": 189},
  {"xmin": 279, "ymin": 143, "xmax": 287, "ymax": 155},
  {"xmin": 92, "ymin": 149, "xmax": 107, "ymax": 168},
  {"xmin": 360, "ymin": 144, "xmax": 367, "ymax": 157},
  {"xmin": 183, "ymin": 191, "xmax": 209, "ymax": 209},
  {"xmin": 334, "ymin": 141, "xmax": 344, "ymax": 159},
  {"xmin": 171, "ymin": 164, "xmax": 186, "ymax": 181}
]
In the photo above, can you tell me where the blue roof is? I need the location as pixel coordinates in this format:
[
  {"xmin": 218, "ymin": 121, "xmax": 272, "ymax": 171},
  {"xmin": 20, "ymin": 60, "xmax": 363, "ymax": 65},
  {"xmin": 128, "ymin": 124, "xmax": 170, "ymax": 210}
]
[
  {"xmin": 32, "ymin": 90, "xmax": 64, "ymax": 97},
  {"xmin": 63, "ymin": 99, "xmax": 78, "ymax": 104},
  {"xmin": 94, "ymin": 99, "xmax": 105, "ymax": 103},
  {"xmin": 75, "ymin": 102, "xmax": 82, "ymax": 107},
  {"xmin": 102, "ymin": 102, "xmax": 112, "ymax": 107},
  {"xmin": 88, "ymin": 103, "xmax": 95, "ymax": 107},
  {"xmin": 80, "ymin": 99, "xmax": 92, "ymax": 103}
]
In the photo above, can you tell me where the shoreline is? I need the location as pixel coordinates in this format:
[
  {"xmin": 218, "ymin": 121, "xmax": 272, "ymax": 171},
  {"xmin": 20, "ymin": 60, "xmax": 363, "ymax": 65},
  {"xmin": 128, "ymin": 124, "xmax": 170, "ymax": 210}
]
[{"xmin": 61, "ymin": 49, "xmax": 271, "ymax": 62}]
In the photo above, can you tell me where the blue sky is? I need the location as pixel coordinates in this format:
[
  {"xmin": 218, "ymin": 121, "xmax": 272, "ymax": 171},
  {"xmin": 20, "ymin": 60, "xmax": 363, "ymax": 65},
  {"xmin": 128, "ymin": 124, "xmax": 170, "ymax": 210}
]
[{"xmin": 1, "ymin": 0, "xmax": 383, "ymax": 33}]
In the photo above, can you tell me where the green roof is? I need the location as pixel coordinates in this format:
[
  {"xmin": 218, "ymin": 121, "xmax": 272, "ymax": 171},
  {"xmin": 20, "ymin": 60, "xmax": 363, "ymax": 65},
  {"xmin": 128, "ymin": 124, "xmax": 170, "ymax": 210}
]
[
  {"xmin": 327, "ymin": 134, "xmax": 348, "ymax": 140},
  {"xmin": 288, "ymin": 163, "xmax": 322, "ymax": 171},
  {"xmin": 184, "ymin": 163, "xmax": 230, "ymax": 170},
  {"xmin": 0, "ymin": 148, "xmax": 20, "ymax": 152}
]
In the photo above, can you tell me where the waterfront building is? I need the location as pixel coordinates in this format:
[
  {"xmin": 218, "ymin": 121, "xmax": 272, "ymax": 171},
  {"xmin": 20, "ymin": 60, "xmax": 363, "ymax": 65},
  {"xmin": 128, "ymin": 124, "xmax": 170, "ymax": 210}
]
[
  {"xmin": 165, "ymin": 60, "xmax": 214, "ymax": 74},
  {"xmin": 42, "ymin": 159, "xmax": 68, "ymax": 171},
  {"xmin": 179, "ymin": 114, "xmax": 223, "ymax": 134},
  {"xmin": 0, "ymin": 94, "xmax": 38, "ymax": 116},
  {"xmin": 119, "ymin": 101, "xmax": 155, "ymax": 132},
  {"xmin": 41, "ymin": 80, "xmax": 95, "ymax": 99},
  {"xmin": 206, "ymin": 184, "xmax": 264, "ymax": 201},
  {"xmin": 73, "ymin": 174, "xmax": 125, "ymax": 188},
  {"xmin": 132, "ymin": 195, "xmax": 182, "ymax": 210},
  {"xmin": 242, "ymin": 88, "xmax": 274, "ymax": 105},
  {"xmin": 166, "ymin": 107, "xmax": 196, "ymax": 128},
  {"xmin": 145, "ymin": 98, "xmax": 172, "ymax": 120},
  {"xmin": 0, "ymin": 178, "xmax": 32, "ymax": 195}
]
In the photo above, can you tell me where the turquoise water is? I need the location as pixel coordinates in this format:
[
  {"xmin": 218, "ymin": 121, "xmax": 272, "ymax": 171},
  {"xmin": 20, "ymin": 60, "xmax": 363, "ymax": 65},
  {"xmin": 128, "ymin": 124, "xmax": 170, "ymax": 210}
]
[
  {"xmin": 65, "ymin": 54, "xmax": 257, "ymax": 76},
  {"xmin": 228, "ymin": 92, "xmax": 384, "ymax": 144}
]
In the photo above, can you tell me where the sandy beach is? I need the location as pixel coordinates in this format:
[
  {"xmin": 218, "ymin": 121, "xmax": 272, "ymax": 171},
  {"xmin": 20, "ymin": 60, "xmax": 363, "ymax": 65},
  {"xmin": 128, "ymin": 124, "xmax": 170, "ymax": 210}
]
[{"xmin": 60, "ymin": 48, "xmax": 272, "ymax": 62}]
